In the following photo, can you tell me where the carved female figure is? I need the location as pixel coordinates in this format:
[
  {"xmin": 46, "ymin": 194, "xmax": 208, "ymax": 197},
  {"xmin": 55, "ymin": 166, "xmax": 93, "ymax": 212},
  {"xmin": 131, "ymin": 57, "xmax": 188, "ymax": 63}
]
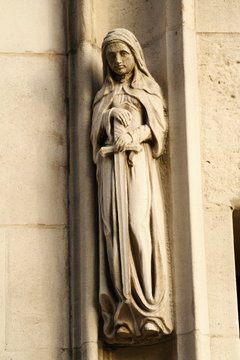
[{"xmin": 91, "ymin": 29, "xmax": 172, "ymax": 345}]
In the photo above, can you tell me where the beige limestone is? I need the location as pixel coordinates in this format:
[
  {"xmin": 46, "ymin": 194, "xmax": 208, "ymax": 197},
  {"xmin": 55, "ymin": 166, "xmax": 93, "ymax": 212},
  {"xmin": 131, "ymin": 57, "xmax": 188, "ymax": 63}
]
[
  {"xmin": 166, "ymin": 1, "xmax": 211, "ymax": 359},
  {"xmin": 0, "ymin": 348, "xmax": 70, "ymax": 360},
  {"xmin": 0, "ymin": 55, "xmax": 67, "ymax": 225},
  {"xmin": 196, "ymin": 0, "xmax": 240, "ymax": 33},
  {"xmin": 210, "ymin": 337, "xmax": 240, "ymax": 360},
  {"xmin": 94, "ymin": 0, "xmax": 166, "ymax": 49},
  {"xmin": 0, "ymin": 231, "xmax": 6, "ymax": 354},
  {"xmin": 92, "ymin": 29, "xmax": 172, "ymax": 345},
  {"xmin": 197, "ymin": 14, "xmax": 240, "ymax": 360},
  {"xmin": 0, "ymin": 0, "xmax": 237, "ymax": 358},
  {"xmin": 204, "ymin": 211, "xmax": 239, "ymax": 335},
  {"xmin": 0, "ymin": 0, "xmax": 68, "ymax": 358},
  {"xmin": 69, "ymin": 40, "xmax": 99, "ymax": 360},
  {"xmin": 93, "ymin": 0, "xmax": 166, "ymax": 86},
  {"xmin": 197, "ymin": 34, "xmax": 240, "ymax": 210},
  {"xmin": 70, "ymin": 0, "xmax": 170, "ymax": 355},
  {"xmin": 0, "ymin": 227, "xmax": 69, "ymax": 359},
  {"xmin": 0, "ymin": 0, "xmax": 65, "ymax": 54},
  {"xmin": 70, "ymin": 0, "xmax": 217, "ymax": 358},
  {"xmin": 197, "ymin": 35, "xmax": 240, "ymax": 353}
]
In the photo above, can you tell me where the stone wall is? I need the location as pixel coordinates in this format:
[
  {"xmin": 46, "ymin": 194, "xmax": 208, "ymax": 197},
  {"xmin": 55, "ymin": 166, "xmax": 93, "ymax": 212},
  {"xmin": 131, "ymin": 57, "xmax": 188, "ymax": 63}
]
[
  {"xmin": 0, "ymin": 1, "xmax": 69, "ymax": 359},
  {"xmin": 0, "ymin": 0, "xmax": 240, "ymax": 359},
  {"xmin": 196, "ymin": 0, "xmax": 240, "ymax": 359}
]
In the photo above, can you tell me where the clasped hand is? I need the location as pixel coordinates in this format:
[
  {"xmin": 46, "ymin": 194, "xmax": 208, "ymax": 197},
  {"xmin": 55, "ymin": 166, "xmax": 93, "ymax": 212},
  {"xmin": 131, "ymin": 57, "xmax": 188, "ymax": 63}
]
[
  {"xmin": 111, "ymin": 108, "xmax": 132, "ymax": 152},
  {"xmin": 115, "ymin": 133, "xmax": 132, "ymax": 152},
  {"xmin": 111, "ymin": 107, "xmax": 132, "ymax": 127}
]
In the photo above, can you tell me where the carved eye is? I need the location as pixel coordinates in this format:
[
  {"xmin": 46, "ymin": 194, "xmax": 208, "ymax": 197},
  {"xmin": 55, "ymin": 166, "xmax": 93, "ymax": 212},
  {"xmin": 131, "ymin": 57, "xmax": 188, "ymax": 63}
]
[{"xmin": 120, "ymin": 51, "xmax": 128, "ymax": 56}]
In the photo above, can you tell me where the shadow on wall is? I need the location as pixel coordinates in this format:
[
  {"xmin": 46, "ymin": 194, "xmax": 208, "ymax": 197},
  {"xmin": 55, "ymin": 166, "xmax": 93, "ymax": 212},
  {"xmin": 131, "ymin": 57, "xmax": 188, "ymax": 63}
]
[{"xmin": 93, "ymin": 0, "xmax": 167, "ymax": 89}]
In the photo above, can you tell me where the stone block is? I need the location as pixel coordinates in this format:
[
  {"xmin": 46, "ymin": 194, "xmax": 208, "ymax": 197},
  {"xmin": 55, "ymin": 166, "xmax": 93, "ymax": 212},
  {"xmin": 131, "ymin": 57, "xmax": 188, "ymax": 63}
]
[
  {"xmin": 94, "ymin": 0, "xmax": 166, "ymax": 74},
  {"xmin": 0, "ymin": 55, "xmax": 67, "ymax": 225},
  {"xmin": 210, "ymin": 337, "xmax": 240, "ymax": 360},
  {"xmin": 197, "ymin": 34, "xmax": 240, "ymax": 210},
  {"xmin": 0, "ymin": 227, "xmax": 69, "ymax": 356},
  {"xmin": 175, "ymin": 332, "xmax": 211, "ymax": 360},
  {"xmin": 196, "ymin": 0, "xmax": 240, "ymax": 33},
  {"xmin": 204, "ymin": 210, "xmax": 239, "ymax": 337},
  {"xmin": 1, "ymin": 348, "xmax": 70, "ymax": 360},
  {"xmin": 0, "ymin": 0, "xmax": 65, "ymax": 54},
  {"xmin": 0, "ymin": 230, "xmax": 7, "ymax": 353}
]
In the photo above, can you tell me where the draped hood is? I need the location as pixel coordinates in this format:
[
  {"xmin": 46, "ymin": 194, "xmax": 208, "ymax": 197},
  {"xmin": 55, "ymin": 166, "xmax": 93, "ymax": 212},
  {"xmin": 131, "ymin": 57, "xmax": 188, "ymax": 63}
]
[{"xmin": 91, "ymin": 28, "xmax": 168, "ymax": 163}]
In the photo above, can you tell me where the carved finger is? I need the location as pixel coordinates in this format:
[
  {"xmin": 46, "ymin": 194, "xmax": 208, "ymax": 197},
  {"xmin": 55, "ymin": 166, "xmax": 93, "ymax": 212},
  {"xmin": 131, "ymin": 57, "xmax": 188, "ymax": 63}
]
[
  {"xmin": 123, "ymin": 116, "xmax": 128, "ymax": 127},
  {"xmin": 125, "ymin": 113, "xmax": 131, "ymax": 126},
  {"xmin": 121, "ymin": 113, "xmax": 128, "ymax": 127},
  {"xmin": 118, "ymin": 115, "xmax": 124, "ymax": 126},
  {"xmin": 119, "ymin": 114, "xmax": 126, "ymax": 126}
]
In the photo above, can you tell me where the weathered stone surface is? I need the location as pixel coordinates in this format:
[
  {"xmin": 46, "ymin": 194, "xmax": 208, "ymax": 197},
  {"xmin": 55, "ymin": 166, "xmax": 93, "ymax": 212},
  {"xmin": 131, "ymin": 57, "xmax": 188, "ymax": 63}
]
[
  {"xmin": 94, "ymin": 0, "xmax": 165, "ymax": 48},
  {"xmin": 0, "ymin": 55, "xmax": 67, "ymax": 225},
  {"xmin": 196, "ymin": 0, "xmax": 240, "ymax": 33},
  {"xmin": 0, "ymin": 348, "xmax": 70, "ymax": 360},
  {"xmin": 197, "ymin": 34, "xmax": 240, "ymax": 210},
  {"xmin": 204, "ymin": 211, "xmax": 238, "ymax": 337},
  {"xmin": 165, "ymin": 10, "xmax": 211, "ymax": 359},
  {"xmin": 0, "ymin": 0, "xmax": 239, "ymax": 359},
  {"xmin": 0, "ymin": 1, "xmax": 68, "ymax": 360},
  {"xmin": 0, "ymin": 0, "xmax": 65, "ymax": 54},
  {"xmin": 0, "ymin": 231, "xmax": 6, "ymax": 354},
  {"xmin": 210, "ymin": 337, "xmax": 240, "ymax": 360},
  {"xmin": 198, "ymin": 32, "xmax": 240, "ymax": 359},
  {"xmin": 0, "ymin": 227, "xmax": 69, "ymax": 357},
  {"xmin": 92, "ymin": 28, "xmax": 172, "ymax": 346},
  {"xmin": 93, "ymin": 0, "xmax": 166, "ymax": 85}
]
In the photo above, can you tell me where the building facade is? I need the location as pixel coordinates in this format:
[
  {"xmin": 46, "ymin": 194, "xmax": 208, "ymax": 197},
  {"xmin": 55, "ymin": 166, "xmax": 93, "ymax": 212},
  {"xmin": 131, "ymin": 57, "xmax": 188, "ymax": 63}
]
[{"xmin": 0, "ymin": 1, "xmax": 239, "ymax": 359}]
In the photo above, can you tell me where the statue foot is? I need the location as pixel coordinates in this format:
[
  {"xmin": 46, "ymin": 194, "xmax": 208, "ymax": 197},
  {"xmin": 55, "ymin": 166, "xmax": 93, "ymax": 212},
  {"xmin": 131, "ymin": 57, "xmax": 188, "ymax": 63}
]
[
  {"xmin": 117, "ymin": 326, "xmax": 131, "ymax": 339},
  {"xmin": 142, "ymin": 321, "xmax": 160, "ymax": 336}
]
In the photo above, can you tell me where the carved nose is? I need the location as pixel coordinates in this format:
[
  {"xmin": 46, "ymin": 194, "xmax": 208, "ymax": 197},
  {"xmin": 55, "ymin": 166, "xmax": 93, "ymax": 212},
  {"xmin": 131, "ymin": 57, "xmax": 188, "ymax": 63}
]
[{"xmin": 115, "ymin": 54, "xmax": 122, "ymax": 64}]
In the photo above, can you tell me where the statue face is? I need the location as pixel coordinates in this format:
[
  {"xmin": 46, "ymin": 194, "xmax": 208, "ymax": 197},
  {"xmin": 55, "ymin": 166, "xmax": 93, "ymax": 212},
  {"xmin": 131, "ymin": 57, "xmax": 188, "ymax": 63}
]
[{"xmin": 106, "ymin": 42, "xmax": 135, "ymax": 76}]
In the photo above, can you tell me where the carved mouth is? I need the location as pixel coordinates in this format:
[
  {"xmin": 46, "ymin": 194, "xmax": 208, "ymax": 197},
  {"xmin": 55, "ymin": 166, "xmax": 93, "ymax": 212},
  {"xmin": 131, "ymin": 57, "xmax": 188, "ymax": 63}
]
[{"xmin": 115, "ymin": 65, "xmax": 125, "ymax": 70}]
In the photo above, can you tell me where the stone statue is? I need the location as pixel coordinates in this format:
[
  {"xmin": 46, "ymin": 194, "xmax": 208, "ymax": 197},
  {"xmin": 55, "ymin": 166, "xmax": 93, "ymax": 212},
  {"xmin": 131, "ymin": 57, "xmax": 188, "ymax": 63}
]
[{"xmin": 91, "ymin": 28, "xmax": 173, "ymax": 345}]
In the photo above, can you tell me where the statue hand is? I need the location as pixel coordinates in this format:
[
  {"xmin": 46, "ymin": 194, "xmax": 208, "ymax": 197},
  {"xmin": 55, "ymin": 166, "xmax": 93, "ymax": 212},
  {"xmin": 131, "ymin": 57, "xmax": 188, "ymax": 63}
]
[
  {"xmin": 115, "ymin": 133, "xmax": 132, "ymax": 152},
  {"xmin": 111, "ymin": 108, "xmax": 132, "ymax": 127}
]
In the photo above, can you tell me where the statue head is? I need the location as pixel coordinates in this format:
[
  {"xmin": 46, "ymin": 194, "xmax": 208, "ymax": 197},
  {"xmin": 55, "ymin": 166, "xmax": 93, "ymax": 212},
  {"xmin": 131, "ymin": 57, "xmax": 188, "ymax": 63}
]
[
  {"xmin": 105, "ymin": 41, "xmax": 135, "ymax": 78},
  {"xmin": 102, "ymin": 28, "xmax": 151, "ymax": 80}
]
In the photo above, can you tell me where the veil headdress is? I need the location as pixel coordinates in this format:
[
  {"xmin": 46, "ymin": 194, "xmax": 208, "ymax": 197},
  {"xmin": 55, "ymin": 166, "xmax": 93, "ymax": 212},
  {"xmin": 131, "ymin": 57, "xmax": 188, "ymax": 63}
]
[
  {"xmin": 100, "ymin": 28, "xmax": 162, "ymax": 96},
  {"xmin": 92, "ymin": 28, "xmax": 167, "ymax": 162},
  {"xmin": 102, "ymin": 28, "xmax": 151, "ymax": 79}
]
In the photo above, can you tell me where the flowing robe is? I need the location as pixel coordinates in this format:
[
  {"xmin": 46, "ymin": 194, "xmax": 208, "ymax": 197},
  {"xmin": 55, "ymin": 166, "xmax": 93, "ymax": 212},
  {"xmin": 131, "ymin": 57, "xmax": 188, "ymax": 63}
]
[{"xmin": 91, "ymin": 74, "xmax": 173, "ymax": 345}]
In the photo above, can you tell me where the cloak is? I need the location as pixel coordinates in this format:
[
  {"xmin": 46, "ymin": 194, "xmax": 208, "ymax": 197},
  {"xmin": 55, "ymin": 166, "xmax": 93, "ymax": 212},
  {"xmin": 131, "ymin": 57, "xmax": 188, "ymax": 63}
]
[{"xmin": 90, "ymin": 28, "xmax": 173, "ymax": 345}]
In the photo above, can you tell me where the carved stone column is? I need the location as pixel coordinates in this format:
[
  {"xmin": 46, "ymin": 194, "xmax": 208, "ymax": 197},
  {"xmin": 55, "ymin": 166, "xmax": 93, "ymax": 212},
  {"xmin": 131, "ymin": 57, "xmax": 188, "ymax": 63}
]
[
  {"xmin": 68, "ymin": 0, "xmax": 99, "ymax": 359},
  {"xmin": 166, "ymin": 0, "xmax": 211, "ymax": 359}
]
